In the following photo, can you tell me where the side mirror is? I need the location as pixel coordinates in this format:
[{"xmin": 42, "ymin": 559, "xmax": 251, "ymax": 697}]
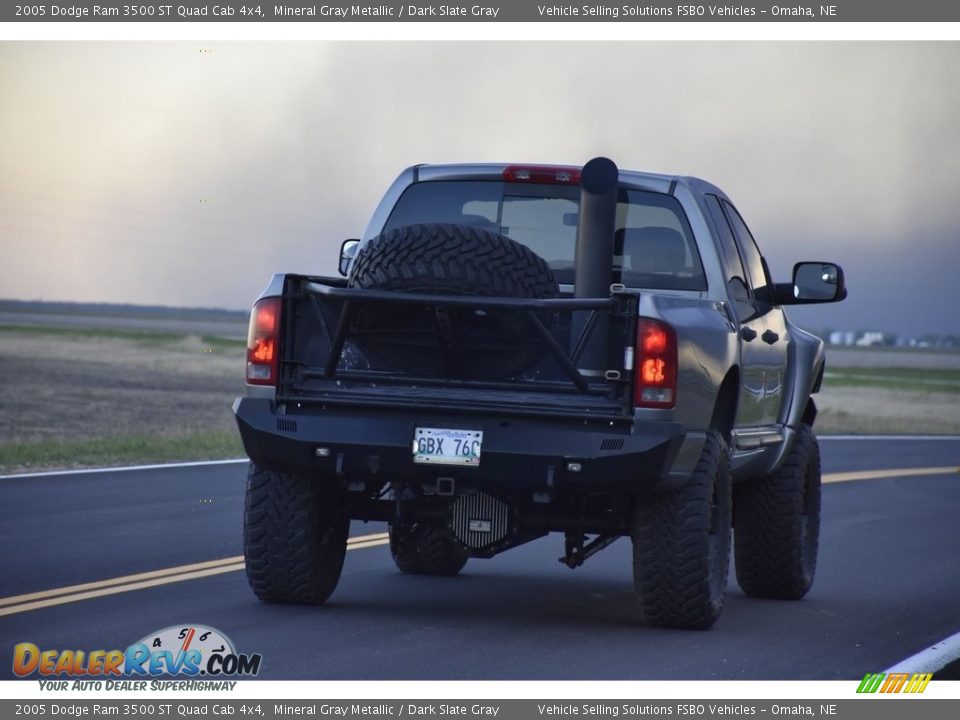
[
  {"xmin": 779, "ymin": 261, "xmax": 846, "ymax": 304},
  {"xmin": 338, "ymin": 239, "xmax": 360, "ymax": 277}
]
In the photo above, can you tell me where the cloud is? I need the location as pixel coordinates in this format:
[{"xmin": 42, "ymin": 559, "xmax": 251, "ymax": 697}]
[{"xmin": 1, "ymin": 42, "xmax": 957, "ymax": 334}]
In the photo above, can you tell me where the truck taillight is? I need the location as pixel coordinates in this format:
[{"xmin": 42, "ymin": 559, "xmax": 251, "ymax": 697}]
[
  {"xmin": 246, "ymin": 297, "xmax": 282, "ymax": 386},
  {"xmin": 634, "ymin": 318, "xmax": 677, "ymax": 409},
  {"xmin": 503, "ymin": 165, "xmax": 581, "ymax": 185}
]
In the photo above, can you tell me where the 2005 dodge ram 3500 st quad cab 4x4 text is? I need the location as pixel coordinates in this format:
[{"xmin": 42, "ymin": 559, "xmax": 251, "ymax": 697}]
[{"xmin": 234, "ymin": 157, "xmax": 846, "ymax": 630}]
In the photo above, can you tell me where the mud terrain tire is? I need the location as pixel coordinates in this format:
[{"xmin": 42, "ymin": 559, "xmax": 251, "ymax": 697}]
[
  {"xmin": 734, "ymin": 425, "xmax": 821, "ymax": 600},
  {"xmin": 389, "ymin": 523, "xmax": 469, "ymax": 576},
  {"xmin": 631, "ymin": 429, "xmax": 732, "ymax": 630},
  {"xmin": 348, "ymin": 223, "xmax": 558, "ymax": 379},
  {"xmin": 244, "ymin": 462, "xmax": 349, "ymax": 604}
]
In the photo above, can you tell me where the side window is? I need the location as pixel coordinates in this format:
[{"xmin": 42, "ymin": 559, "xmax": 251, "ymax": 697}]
[
  {"xmin": 615, "ymin": 190, "xmax": 707, "ymax": 291},
  {"xmin": 705, "ymin": 195, "xmax": 749, "ymax": 302},
  {"xmin": 721, "ymin": 200, "xmax": 770, "ymax": 295}
]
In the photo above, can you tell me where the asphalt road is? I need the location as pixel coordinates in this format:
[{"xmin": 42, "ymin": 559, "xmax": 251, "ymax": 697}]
[{"xmin": 1, "ymin": 437, "xmax": 958, "ymax": 681}]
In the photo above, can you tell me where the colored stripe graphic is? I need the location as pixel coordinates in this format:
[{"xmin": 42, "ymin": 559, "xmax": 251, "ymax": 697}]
[{"xmin": 857, "ymin": 672, "xmax": 932, "ymax": 694}]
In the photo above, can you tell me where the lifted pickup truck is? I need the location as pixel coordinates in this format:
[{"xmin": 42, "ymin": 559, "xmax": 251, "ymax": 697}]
[{"xmin": 234, "ymin": 157, "xmax": 846, "ymax": 629}]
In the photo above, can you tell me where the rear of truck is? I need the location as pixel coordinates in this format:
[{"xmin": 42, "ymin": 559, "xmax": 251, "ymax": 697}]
[{"xmin": 234, "ymin": 272, "xmax": 687, "ymax": 540}]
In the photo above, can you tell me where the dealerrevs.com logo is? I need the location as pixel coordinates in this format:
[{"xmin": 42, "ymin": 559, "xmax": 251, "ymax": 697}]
[{"xmin": 14, "ymin": 625, "xmax": 261, "ymax": 690}]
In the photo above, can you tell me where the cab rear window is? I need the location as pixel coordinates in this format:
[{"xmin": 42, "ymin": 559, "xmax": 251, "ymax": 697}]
[{"xmin": 384, "ymin": 180, "xmax": 706, "ymax": 291}]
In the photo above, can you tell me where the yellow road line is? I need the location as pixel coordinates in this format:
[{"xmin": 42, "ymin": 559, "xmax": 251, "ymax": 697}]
[
  {"xmin": 347, "ymin": 532, "xmax": 389, "ymax": 544},
  {"xmin": 347, "ymin": 539, "xmax": 393, "ymax": 551},
  {"xmin": 0, "ymin": 556, "xmax": 244, "ymax": 608},
  {"xmin": 823, "ymin": 466, "xmax": 959, "ymax": 484},
  {"xmin": 0, "ymin": 532, "xmax": 389, "ymax": 618},
  {"xmin": 0, "ymin": 563, "xmax": 247, "ymax": 618}
]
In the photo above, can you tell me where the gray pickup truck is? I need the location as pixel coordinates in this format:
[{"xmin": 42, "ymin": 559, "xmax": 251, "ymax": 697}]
[{"xmin": 234, "ymin": 157, "xmax": 846, "ymax": 630}]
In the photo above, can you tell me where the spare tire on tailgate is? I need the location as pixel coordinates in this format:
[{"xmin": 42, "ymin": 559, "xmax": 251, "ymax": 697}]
[{"xmin": 347, "ymin": 223, "xmax": 558, "ymax": 380}]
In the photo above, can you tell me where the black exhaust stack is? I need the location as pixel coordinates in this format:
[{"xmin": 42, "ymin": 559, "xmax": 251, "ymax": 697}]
[{"xmin": 573, "ymin": 156, "xmax": 619, "ymax": 374}]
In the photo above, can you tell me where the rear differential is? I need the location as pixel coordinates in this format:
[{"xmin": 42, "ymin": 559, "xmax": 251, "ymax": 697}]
[{"xmin": 450, "ymin": 491, "xmax": 511, "ymax": 553}]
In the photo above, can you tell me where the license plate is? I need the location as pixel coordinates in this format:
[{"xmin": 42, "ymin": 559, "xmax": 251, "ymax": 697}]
[{"xmin": 413, "ymin": 427, "xmax": 483, "ymax": 466}]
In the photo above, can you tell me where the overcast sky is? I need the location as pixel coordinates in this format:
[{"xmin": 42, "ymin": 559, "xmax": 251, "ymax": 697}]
[{"xmin": 1, "ymin": 42, "xmax": 958, "ymax": 336}]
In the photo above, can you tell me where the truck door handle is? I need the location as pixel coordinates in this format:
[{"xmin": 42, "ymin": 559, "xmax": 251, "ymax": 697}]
[
  {"xmin": 740, "ymin": 327, "xmax": 757, "ymax": 342},
  {"xmin": 762, "ymin": 329, "xmax": 780, "ymax": 345}
]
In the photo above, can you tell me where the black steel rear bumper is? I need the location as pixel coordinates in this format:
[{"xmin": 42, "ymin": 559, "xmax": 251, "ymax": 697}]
[{"xmin": 233, "ymin": 397, "xmax": 686, "ymax": 495}]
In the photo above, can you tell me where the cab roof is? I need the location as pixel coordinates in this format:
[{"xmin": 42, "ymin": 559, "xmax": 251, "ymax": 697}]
[{"xmin": 412, "ymin": 162, "xmax": 728, "ymax": 198}]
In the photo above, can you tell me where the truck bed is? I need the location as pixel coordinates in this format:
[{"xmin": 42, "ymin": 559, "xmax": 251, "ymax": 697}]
[{"xmin": 275, "ymin": 274, "xmax": 640, "ymax": 422}]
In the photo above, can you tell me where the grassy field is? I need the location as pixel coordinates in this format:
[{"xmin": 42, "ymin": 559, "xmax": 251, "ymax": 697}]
[
  {"xmin": 815, "ymin": 362, "xmax": 960, "ymax": 435},
  {"xmin": 0, "ymin": 431, "xmax": 242, "ymax": 473},
  {"xmin": 0, "ymin": 325, "xmax": 958, "ymax": 474},
  {"xmin": 823, "ymin": 366, "xmax": 960, "ymax": 393},
  {"xmin": 0, "ymin": 326, "xmax": 245, "ymax": 474}
]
